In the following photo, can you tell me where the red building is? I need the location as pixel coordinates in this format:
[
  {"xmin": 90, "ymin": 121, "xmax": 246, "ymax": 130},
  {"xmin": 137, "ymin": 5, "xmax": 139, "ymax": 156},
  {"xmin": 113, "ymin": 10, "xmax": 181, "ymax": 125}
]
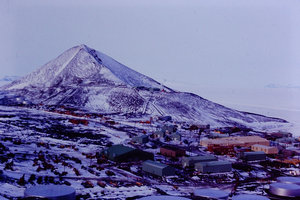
[
  {"xmin": 207, "ymin": 144, "xmax": 235, "ymax": 156},
  {"xmin": 160, "ymin": 145, "xmax": 185, "ymax": 157},
  {"xmin": 69, "ymin": 119, "xmax": 89, "ymax": 126}
]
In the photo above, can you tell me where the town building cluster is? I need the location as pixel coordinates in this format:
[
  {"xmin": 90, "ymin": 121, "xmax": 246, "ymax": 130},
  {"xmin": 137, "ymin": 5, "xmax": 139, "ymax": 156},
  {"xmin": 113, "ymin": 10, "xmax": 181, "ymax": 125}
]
[
  {"xmin": 1, "ymin": 109, "xmax": 299, "ymax": 199},
  {"xmin": 93, "ymin": 115, "xmax": 300, "ymax": 199}
]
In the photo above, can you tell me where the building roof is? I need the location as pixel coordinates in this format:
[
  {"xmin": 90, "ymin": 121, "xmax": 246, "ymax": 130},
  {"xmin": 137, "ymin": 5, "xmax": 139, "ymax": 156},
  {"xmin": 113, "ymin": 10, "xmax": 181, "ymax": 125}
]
[
  {"xmin": 161, "ymin": 145, "xmax": 182, "ymax": 151},
  {"xmin": 210, "ymin": 132, "xmax": 229, "ymax": 137},
  {"xmin": 105, "ymin": 144, "xmax": 134, "ymax": 157},
  {"xmin": 184, "ymin": 155, "xmax": 216, "ymax": 162},
  {"xmin": 193, "ymin": 188, "xmax": 229, "ymax": 199},
  {"xmin": 276, "ymin": 137, "xmax": 296, "ymax": 142},
  {"xmin": 244, "ymin": 151, "xmax": 266, "ymax": 155},
  {"xmin": 137, "ymin": 195, "xmax": 190, "ymax": 200},
  {"xmin": 277, "ymin": 176, "xmax": 300, "ymax": 185},
  {"xmin": 232, "ymin": 194, "xmax": 270, "ymax": 200},
  {"xmin": 24, "ymin": 185, "xmax": 75, "ymax": 199},
  {"xmin": 201, "ymin": 136, "xmax": 269, "ymax": 146},
  {"xmin": 198, "ymin": 161, "xmax": 231, "ymax": 166},
  {"xmin": 270, "ymin": 183, "xmax": 300, "ymax": 197},
  {"xmin": 252, "ymin": 144, "xmax": 275, "ymax": 149},
  {"xmin": 143, "ymin": 160, "xmax": 168, "ymax": 169}
]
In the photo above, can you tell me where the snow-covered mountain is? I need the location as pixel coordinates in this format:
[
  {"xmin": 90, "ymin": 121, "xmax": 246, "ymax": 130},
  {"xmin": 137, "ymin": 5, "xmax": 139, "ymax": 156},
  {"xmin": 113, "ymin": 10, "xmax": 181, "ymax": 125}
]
[
  {"xmin": 0, "ymin": 44, "xmax": 288, "ymax": 128},
  {"xmin": 1, "ymin": 45, "xmax": 166, "ymax": 91}
]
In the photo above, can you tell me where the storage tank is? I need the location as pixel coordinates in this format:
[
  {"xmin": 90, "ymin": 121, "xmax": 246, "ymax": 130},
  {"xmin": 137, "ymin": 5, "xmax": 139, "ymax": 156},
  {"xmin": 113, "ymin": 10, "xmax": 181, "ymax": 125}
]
[
  {"xmin": 193, "ymin": 188, "xmax": 229, "ymax": 199},
  {"xmin": 277, "ymin": 176, "xmax": 300, "ymax": 185},
  {"xmin": 269, "ymin": 183, "xmax": 300, "ymax": 198},
  {"xmin": 231, "ymin": 194, "xmax": 270, "ymax": 200},
  {"xmin": 137, "ymin": 196, "xmax": 190, "ymax": 200},
  {"xmin": 24, "ymin": 185, "xmax": 75, "ymax": 200}
]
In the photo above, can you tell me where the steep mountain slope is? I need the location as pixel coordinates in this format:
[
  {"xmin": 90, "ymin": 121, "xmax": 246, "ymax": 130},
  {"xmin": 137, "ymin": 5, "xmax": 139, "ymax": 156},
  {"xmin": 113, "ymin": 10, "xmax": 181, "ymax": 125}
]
[
  {"xmin": 0, "ymin": 45, "xmax": 288, "ymax": 128},
  {"xmin": 1, "ymin": 45, "xmax": 166, "ymax": 91}
]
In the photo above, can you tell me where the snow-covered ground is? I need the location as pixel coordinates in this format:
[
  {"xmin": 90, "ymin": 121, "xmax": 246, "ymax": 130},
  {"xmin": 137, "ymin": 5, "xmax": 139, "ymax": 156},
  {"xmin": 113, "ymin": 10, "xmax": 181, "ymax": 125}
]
[
  {"xmin": 220, "ymin": 89, "xmax": 300, "ymax": 137},
  {"xmin": 224, "ymin": 104, "xmax": 300, "ymax": 137},
  {"xmin": 0, "ymin": 101, "xmax": 297, "ymax": 199},
  {"xmin": 166, "ymin": 82, "xmax": 300, "ymax": 137}
]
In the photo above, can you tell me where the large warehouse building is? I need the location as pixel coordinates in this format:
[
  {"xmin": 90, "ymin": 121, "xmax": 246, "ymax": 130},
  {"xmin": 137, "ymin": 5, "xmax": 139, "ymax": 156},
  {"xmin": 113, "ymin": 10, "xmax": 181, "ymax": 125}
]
[
  {"xmin": 142, "ymin": 160, "xmax": 175, "ymax": 176},
  {"xmin": 200, "ymin": 136, "xmax": 269, "ymax": 147},
  {"xmin": 195, "ymin": 161, "xmax": 232, "ymax": 173},
  {"xmin": 182, "ymin": 155, "xmax": 217, "ymax": 168},
  {"xmin": 100, "ymin": 144, "xmax": 154, "ymax": 162},
  {"xmin": 238, "ymin": 151, "xmax": 266, "ymax": 161}
]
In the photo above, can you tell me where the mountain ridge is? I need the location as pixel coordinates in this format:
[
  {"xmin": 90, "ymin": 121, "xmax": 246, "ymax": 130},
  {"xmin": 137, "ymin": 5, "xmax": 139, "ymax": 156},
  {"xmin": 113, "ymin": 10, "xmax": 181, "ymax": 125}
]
[{"xmin": 0, "ymin": 44, "xmax": 288, "ymax": 129}]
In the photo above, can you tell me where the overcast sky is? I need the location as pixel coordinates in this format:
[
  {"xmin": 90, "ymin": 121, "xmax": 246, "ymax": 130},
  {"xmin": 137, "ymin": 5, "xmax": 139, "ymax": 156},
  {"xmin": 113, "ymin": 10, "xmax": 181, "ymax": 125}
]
[{"xmin": 1, "ymin": 0, "xmax": 300, "ymax": 90}]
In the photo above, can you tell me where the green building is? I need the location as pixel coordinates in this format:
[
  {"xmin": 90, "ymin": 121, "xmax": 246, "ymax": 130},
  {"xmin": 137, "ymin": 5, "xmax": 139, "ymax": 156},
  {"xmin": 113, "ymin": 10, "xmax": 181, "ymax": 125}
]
[
  {"xmin": 182, "ymin": 155, "xmax": 217, "ymax": 168},
  {"xmin": 101, "ymin": 144, "xmax": 154, "ymax": 162},
  {"xmin": 238, "ymin": 151, "xmax": 266, "ymax": 161},
  {"xmin": 195, "ymin": 161, "xmax": 232, "ymax": 173},
  {"xmin": 142, "ymin": 160, "xmax": 175, "ymax": 176}
]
